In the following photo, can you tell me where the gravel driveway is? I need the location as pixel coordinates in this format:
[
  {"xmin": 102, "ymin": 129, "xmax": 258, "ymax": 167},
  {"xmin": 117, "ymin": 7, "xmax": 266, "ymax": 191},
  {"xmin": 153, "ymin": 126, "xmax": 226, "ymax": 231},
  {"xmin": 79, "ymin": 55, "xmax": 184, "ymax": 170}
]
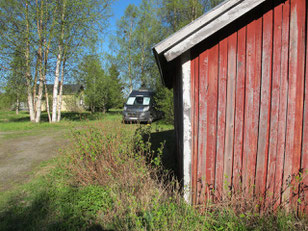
[{"xmin": 0, "ymin": 130, "xmax": 66, "ymax": 191}]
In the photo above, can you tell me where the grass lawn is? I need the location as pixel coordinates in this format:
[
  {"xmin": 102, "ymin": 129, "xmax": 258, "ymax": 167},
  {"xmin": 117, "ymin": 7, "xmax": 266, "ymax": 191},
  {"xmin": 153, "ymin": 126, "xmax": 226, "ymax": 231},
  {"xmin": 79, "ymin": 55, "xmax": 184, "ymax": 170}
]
[{"xmin": 0, "ymin": 110, "xmax": 307, "ymax": 230}]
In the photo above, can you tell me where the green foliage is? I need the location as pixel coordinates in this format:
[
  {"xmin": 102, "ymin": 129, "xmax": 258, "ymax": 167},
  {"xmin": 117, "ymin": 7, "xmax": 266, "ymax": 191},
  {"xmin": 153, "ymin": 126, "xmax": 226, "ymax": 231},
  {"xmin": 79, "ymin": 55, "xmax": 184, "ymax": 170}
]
[
  {"xmin": 0, "ymin": 93, "xmax": 11, "ymax": 111},
  {"xmin": 77, "ymin": 55, "xmax": 123, "ymax": 113},
  {"xmin": 155, "ymin": 86, "xmax": 174, "ymax": 124},
  {"xmin": 106, "ymin": 64, "xmax": 124, "ymax": 109},
  {"xmin": 112, "ymin": 0, "xmax": 225, "ymax": 123},
  {"xmin": 0, "ymin": 118, "xmax": 307, "ymax": 230}
]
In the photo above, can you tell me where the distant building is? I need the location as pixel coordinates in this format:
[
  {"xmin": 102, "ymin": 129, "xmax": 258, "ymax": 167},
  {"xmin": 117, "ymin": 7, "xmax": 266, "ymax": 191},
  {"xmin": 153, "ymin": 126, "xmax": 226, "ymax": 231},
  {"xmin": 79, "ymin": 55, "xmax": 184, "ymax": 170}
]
[{"xmin": 40, "ymin": 84, "xmax": 85, "ymax": 112}]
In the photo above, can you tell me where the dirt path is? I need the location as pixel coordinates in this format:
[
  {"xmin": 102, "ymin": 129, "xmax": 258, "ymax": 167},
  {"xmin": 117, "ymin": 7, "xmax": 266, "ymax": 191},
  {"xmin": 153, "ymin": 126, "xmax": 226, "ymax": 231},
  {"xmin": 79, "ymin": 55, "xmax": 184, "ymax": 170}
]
[{"xmin": 0, "ymin": 130, "xmax": 67, "ymax": 191}]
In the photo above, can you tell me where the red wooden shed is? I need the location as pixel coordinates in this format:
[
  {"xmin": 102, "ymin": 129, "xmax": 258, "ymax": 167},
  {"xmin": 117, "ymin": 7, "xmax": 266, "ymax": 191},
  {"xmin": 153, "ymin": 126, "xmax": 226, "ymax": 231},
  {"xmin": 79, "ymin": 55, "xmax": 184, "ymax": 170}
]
[{"xmin": 153, "ymin": 0, "xmax": 308, "ymax": 211}]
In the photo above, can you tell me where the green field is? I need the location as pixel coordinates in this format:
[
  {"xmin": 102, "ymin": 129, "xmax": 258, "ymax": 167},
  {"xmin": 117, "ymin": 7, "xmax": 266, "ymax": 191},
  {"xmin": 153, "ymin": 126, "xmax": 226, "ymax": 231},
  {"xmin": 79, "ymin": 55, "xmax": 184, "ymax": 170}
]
[{"xmin": 0, "ymin": 110, "xmax": 307, "ymax": 230}]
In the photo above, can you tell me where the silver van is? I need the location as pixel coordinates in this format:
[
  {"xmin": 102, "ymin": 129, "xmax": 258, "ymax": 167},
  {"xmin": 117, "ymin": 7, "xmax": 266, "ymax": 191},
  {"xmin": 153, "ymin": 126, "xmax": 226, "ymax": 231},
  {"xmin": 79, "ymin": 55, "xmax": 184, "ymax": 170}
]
[{"xmin": 123, "ymin": 89, "xmax": 161, "ymax": 123}]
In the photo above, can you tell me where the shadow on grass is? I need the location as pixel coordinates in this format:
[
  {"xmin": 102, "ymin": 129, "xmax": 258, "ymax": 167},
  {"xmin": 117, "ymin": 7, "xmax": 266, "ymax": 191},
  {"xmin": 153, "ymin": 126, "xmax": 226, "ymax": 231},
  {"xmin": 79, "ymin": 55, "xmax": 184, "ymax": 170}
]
[
  {"xmin": 0, "ymin": 190, "xmax": 112, "ymax": 231},
  {"xmin": 149, "ymin": 129, "xmax": 178, "ymax": 175}
]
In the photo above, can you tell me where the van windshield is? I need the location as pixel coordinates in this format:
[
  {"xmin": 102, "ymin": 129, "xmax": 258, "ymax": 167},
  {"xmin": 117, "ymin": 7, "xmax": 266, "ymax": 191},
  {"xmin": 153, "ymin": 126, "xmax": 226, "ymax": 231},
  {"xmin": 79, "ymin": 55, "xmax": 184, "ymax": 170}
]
[{"xmin": 126, "ymin": 96, "xmax": 150, "ymax": 106}]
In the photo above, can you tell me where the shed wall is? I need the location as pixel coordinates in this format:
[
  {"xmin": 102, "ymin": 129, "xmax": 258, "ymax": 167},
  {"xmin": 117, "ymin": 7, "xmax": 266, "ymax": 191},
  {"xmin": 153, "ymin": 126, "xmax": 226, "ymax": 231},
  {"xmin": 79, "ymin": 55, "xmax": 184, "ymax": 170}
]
[{"xmin": 190, "ymin": 0, "xmax": 308, "ymax": 211}]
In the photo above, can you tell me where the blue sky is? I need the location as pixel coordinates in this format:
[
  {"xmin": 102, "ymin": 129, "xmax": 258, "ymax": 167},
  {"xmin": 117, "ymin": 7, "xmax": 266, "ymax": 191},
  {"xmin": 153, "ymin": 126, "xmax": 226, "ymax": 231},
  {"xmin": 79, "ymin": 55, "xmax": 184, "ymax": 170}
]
[
  {"xmin": 100, "ymin": 0, "xmax": 142, "ymax": 54},
  {"xmin": 110, "ymin": 0, "xmax": 142, "ymax": 28}
]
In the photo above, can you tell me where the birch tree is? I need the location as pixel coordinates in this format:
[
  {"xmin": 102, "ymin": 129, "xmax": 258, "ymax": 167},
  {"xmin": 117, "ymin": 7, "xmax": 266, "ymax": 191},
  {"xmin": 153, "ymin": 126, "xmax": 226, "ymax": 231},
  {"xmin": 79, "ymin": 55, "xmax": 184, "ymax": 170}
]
[
  {"xmin": 52, "ymin": 0, "xmax": 114, "ymax": 122},
  {"xmin": 114, "ymin": 4, "xmax": 138, "ymax": 93},
  {"xmin": 51, "ymin": 0, "xmax": 66, "ymax": 122}
]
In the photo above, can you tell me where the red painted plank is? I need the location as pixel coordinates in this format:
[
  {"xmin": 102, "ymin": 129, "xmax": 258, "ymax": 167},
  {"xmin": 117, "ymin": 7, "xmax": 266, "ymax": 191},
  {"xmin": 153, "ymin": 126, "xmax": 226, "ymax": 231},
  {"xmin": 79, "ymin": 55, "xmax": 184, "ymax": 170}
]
[
  {"xmin": 242, "ymin": 17, "xmax": 262, "ymax": 194},
  {"xmin": 223, "ymin": 32, "xmax": 237, "ymax": 196},
  {"xmin": 233, "ymin": 26, "xmax": 246, "ymax": 193},
  {"xmin": 274, "ymin": 0, "xmax": 290, "ymax": 209},
  {"xmin": 215, "ymin": 37, "xmax": 228, "ymax": 199},
  {"xmin": 197, "ymin": 50, "xmax": 209, "ymax": 205},
  {"xmin": 300, "ymin": 0, "xmax": 308, "ymax": 212},
  {"xmin": 191, "ymin": 55, "xmax": 199, "ymax": 205},
  {"xmin": 255, "ymin": 7, "xmax": 273, "ymax": 202},
  {"xmin": 266, "ymin": 3, "xmax": 283, "ymax": 208},
  {"xmin": 283, "ymin": 0, "xmax": 306, "ymax": 209},
  {"xmin": 205, "ymin": 44, "xmax": 219, "ymax": 202}
]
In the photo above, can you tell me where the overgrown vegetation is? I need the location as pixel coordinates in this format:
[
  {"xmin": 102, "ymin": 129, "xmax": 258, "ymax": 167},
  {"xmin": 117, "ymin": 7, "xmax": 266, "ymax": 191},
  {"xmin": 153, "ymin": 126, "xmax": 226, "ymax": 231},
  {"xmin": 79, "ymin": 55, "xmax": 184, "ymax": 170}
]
[{"xmin": 0, "ymin": 118, "xmax": 307, "ymax": 230}]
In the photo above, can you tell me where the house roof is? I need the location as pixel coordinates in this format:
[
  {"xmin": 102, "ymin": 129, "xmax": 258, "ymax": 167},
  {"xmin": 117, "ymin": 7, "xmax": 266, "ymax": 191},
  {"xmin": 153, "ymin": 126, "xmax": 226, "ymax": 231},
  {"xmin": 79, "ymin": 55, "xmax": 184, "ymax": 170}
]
[{"xmin": 153, "ymin": 0, "xmax": 267, "ymax": 88}]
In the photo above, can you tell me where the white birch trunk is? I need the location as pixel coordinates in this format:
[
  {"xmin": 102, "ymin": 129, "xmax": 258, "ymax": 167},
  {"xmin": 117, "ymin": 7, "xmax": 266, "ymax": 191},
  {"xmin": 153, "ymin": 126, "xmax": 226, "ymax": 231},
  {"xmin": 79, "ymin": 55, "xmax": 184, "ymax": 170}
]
[
  {"xmin": 35, "ymin": 72, "xmax": 44, "ymax": 122},
  {"xmin": 25, "ymin": 1, "xmax": 35, "ymax": 122},
  {"xmin": 27, "ymin": 80, "xmax": 35, "ymax": 121},
  {"xmin": 44, "ymin": 82, "xmax": 51, "ymax": 123},
  {"xmin": 16, "ymin": 97, "xmax": 19, "ymax": 115},
  {"xmin": 57, "ymin": 56, "xmax": 66, "ymax": 122},
  {"xmin": 52, "ymin": 0, "xmax": 66, "ymax": 122},
  {"xmin": 52, "ymin": 50, "xmax": 62, "ymax": 122},
  {"xmin": 35, "ymin": 0, "xmax": 44, "ymax": 123}
]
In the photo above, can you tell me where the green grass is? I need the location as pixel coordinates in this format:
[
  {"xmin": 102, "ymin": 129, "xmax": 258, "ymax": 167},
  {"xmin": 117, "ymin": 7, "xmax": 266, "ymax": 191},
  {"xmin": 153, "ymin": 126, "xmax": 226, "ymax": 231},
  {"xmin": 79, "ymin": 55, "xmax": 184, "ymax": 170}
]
[{"xmin": 0, "ymin": 110, "xmax": 306, "ymax": 230}]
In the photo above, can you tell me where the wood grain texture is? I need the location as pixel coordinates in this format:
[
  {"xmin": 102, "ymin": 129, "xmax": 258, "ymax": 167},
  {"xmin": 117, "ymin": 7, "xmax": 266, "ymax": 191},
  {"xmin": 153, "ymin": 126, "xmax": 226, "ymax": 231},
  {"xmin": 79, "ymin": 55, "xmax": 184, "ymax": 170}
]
[
  {"xmin": 255, "ymin": 6, "xmax": 273, "ymax": 201},
  {"xmin": 215, "ymin": 38, "xmax": 228, "ymax": 198},
  {"xmin": 242, "ymin": 17, "xmax": 262, "ymax": 194},
  {"xmin": 283, "ymin": 0, "xmax": 306, "ymax": 208},
  {"xmin": 191, "ymin": 56, "xmax": 199, "ymax": 204},
  {"xmin": 266, "ymin": 3, "xmax": 283, "ymax": 207},
  {"xmin": 273, "ymin": 0, "xmax": 290, "ymax": 209},
  {"xmin": 205, "ymin": 44, "xmax": 219, "ymax": 201},
  {"xmin": 300, "ymin": 0, "xmax": 308, "ymax": 212},
  {"xmin": 233, "ymin": 26, "xmax": 246, "ymax": 193},
  {"xmin": 223, "ymin": 32, "xmax": 237, "ymax": 195},
  {"xmin": 197, "ymin": 50, "xmax": 209, "ymax": 204},
  {"xmin": 187, "ymin": 0, "xmax": 308, "ymax": 212}
]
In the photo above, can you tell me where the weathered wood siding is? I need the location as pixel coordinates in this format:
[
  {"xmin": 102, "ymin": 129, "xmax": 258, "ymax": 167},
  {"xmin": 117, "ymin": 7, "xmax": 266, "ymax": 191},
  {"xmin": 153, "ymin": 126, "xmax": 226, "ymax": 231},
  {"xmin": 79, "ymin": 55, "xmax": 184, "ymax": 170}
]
[{"xmin": 190, "ymin": 0, "xmax": 308, "ymax": 210}]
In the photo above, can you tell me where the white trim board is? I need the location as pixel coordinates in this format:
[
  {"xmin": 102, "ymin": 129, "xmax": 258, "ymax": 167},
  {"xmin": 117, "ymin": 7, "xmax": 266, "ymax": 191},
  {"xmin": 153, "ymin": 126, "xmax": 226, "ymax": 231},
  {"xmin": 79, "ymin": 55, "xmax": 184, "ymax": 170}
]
[
  {"xmin": 154, "ymin": 0, "xmax": 243, "ymax": 54},
  {"xmin": 164, "ymin": 0, "xmax": 266, "ymax": 62},
  {"xmin": 181, "ymin": 51, "xmax": 192, "ymax": 203},
  {"xmin": 153, "ymin": 0, "xmax": 267, "ymax": 62}
]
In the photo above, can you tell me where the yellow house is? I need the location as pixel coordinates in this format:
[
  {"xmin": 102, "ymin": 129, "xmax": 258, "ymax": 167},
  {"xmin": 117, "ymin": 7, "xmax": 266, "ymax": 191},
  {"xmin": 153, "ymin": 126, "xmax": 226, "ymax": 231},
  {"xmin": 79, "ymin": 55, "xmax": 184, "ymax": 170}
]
[{"xmin": 41, "ymin": 84, "xmax": 85, "ymax": 112}]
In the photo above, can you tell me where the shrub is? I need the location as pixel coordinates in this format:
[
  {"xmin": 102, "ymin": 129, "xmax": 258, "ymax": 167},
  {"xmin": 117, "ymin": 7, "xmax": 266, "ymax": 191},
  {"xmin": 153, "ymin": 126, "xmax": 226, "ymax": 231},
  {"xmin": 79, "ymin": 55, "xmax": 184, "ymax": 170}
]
[{"xmin": 1, "ymin": 120, "xmax": 307, "ymax": 230}]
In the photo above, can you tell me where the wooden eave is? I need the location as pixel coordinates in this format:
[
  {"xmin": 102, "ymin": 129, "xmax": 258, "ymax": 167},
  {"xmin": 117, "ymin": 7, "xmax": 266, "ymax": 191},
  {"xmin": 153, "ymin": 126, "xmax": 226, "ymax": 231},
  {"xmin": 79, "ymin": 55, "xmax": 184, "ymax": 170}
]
[{"xmin": 153, "ymin": 0, "xmax": 267, "ymax": 88}]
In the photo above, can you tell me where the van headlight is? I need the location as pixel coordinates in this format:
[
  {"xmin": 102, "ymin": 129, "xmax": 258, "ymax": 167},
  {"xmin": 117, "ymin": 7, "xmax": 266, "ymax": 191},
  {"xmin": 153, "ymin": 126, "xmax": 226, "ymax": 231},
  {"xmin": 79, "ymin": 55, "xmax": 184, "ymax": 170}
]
[{"xmin": 142, "ymin": 106, "xmax": 150, "ymax": 112}]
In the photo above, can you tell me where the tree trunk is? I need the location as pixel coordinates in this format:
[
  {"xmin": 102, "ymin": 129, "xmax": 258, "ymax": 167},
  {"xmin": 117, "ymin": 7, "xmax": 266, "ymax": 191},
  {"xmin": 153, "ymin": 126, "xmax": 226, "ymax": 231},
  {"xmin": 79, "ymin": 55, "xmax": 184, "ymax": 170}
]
[
  {"xmin": 44, "ymin": 81, "xmax": 51, "ymax": 123},
  {"xmin": 52, "ymin": 50, "xmax": 62, "ymax": 122},
  {"xmin": 16, "ymin": 97, "xmax": 19, "ymax": 115},
  {"xmin": 33, "ymin": 56, "xmax": 39, "ymax": 114},
  {"xmin": 25, "ymin": 1, "xmax": 35, "ymax": 122},
  {"xmin": 52, "ymin": 0, "xmax": 66, "ymax": 122},
  {"xmin": 35, "ymin": 0, "xmax": 44, "ymax": 123},
  {"xmin": 57, "ymin": 55, "xmax": 66, "ymax": 122}
]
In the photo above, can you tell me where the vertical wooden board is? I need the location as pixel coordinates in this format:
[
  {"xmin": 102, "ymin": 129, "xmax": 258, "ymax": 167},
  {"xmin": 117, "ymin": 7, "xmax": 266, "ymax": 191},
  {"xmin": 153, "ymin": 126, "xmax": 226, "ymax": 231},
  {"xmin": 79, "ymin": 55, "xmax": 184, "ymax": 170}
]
[
  {"xmin": 197, "ymin": 50, "xmax": 209, "ymax": 204},
  {"xmin": 283, "ymin": 0, "xmax": 306, "ymax": 208},
  {"xmin": 233, "ymin": 26, "xmax": 246, "ymax": 192},
  {"xmin": 223, "ymin": 32, "xmax": 237, "ymax": 195},
  {"xmin": 266, "ymin": 3, "xmax": 283, "ymax": 207},
  {"xmin": 300, "ymin": 0, "xmax": 308, "ymax": 212},
  {"xmin": 242, "ymin": 17, "xmax": 262, "ymax": 194},
  {"xmin": 191, "ymin": 55, "xmax": 199, "ymax": 204},
  {"xmin": 215, "ymin": 37, "xmax": 228, "ymax": 199},
  {"xmin": 205, "ymin": 44, "xmax": 219, "ymax": 201},
  {"xmin": 255, "ymin": 7, "xmax": 273, "ymax": 200},
  {"xmin": 274, "ymin": 0, "xmax": 290, "ymax": 208},
  {"xmin": 191, "ymin": 56, "xmax": 196, "ymax": 204}
]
